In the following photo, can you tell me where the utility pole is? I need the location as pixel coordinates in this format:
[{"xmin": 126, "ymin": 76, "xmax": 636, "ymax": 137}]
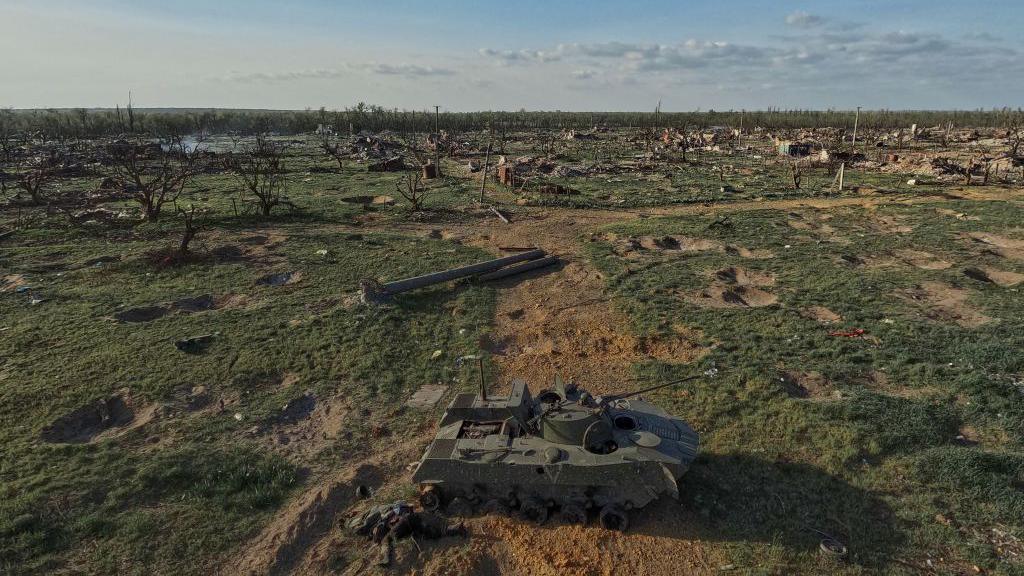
[
  {"xmin": 839, "ymin": 106, "xmax": 860, "ymax": 192},
  {"xmin": 851, "ymin": 106, "xmax": 861, "ymax": 148},
  {"xmin": 480, "ymin": 123, "xmax": 493, "ymax": 203},
  {"xmin": 433, "ymin": 105, "xmax": 441, "ymax": 177}
]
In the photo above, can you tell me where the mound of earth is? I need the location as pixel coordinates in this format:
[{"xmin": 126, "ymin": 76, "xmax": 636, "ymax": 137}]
[
  {"xmin": 257, "ymin": 271, "xmax": 303, "ymax": 286},
  {"xmin": 40, "ymin": 393, "xmax": 144, "ymax": 444},
  {"xmin": 896, "ymin": 249, "xmax": 952, "ymax": 270},
  {"xmin": 685, "ymin": 266, "xmax": 779, "ymax": 309},
  {"xmin": 686, "ymin": 285, "xmax": 778, "ymax": 309},
  {"xmin": 964, "ymin": 232, "xmax": 1024, "ymax": 261},
  {"xmin": 800, "ymin": 306, "xmax": 842, "ymax": 324},
  {"xmin": 900, "ymin": 281, "xmax": 992, "ymax": 328},
  {"xmin": 962, "ymin": 266, "xmax": 1024, "ymax": 287},
  {"xmin": 780, "ymin": 371, "xmax": 834, "ymax": 399},
  {"xmin": 113, "ymin": 293, "xmax": 242, "ymax": 323},
  {"xmin": 712, "ymin": 266, "xmax": 775, "ymax": 287}
]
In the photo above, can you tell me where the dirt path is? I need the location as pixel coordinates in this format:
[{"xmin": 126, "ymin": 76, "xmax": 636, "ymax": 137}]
[{"xmin": 225, "ymin": 187, "xmax": 1020, "ymax": 575}]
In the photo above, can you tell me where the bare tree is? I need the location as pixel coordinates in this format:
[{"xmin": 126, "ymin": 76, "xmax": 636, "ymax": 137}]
[
  {"xmin": 1009, "ymin": 122, "xmax": 1023, "ymax": 158},
  {"xmin": 109, "ymin": 140, "xmax": 197, "ymax": 220},
  {"xmin": 319, "ymin": 133, "xmax": 346, "ymax": 171},
  {"xmin": 176, "ymin": 204, "xmax": 202, "ymax": 256},
  {"xmin": 395, "ymin": 169, "xmax": 428, "ymax": 211},
  {"xmin": 0, "ymin": 108, "xmax": 18, "ymax": 162},
  {"xmin": 16, "ymin": 151, "xmax": 62, "ymax": 205},
  {"xmin": 223, "ymin": 135, "xmax": 293, "ymax": 217}
]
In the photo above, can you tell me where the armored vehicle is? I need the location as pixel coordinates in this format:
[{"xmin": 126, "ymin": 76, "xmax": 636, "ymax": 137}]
[{"xmin": 411, "ymin": 376, "xmax": 699, "ymax": 531}]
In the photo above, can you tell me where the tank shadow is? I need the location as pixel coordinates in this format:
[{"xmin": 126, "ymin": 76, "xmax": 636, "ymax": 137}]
[{"xmin": 629, "ymin": 453, "xmax": 904, "ymax": 569}]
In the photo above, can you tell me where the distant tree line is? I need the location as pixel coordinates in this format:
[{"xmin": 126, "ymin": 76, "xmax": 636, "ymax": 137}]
[{"xmin": 2, "ymin": 104, "xmax": 1022, "ymax": 141}]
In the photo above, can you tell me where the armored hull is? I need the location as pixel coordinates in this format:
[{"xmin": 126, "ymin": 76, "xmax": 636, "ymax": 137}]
[{"xmin": 411, "ymin": 378, "xmax": 699, "ymax": 529}]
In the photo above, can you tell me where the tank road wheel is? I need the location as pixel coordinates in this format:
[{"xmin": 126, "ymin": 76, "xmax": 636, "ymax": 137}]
[
  {"xmin": 447, "ymin": 496, "xmax": 474, "ymax": 518},
  {"xmin": 419, "ymin": 485, "xmax": 442, "ymax": 511},
  {"xmin": 559, "ymin": 503, "xmax": 588, "ymax": 525},
  {"xmin": 520, "ymin": 497, "xmax": 549, "ymax": 525},
  {"xmin": 599, "ymin": 504, "xmax": 629, "ymax": 532}
]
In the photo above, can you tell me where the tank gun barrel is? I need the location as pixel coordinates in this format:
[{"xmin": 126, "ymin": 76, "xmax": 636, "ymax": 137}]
[{"xmin": 602, "ymin": 374, "xmax": 704, "ymax": 404}]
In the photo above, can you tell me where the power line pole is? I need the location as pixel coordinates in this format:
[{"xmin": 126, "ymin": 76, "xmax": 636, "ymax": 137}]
[
  {"xmin": 838, "ymin": 106, "xmax": 861, "ymax": 192},
  {"xmin": 433, "ymin": 105, "xmax": 441, "ymax": 177},
  {"xmin": 851, "ymin": 106, "xmax": 861, "ymax": 149}
]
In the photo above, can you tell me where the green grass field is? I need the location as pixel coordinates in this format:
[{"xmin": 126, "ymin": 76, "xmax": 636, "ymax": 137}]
[
  {"xmin": 2, "ymin": 133, "xmax": 1022, "ymax": 575},
  {"xmin": 585, "ymin": 198, "xmax": 1024, "ymax": 573}
]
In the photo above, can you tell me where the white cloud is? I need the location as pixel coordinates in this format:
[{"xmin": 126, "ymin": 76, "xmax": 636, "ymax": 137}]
[
  {"xmin": 218, "ymin": 63, "xmax": 454, "ymax": 83},
  {"xmin": 785, "ymin": 11, "xmax": 825, "ymax": 28}
]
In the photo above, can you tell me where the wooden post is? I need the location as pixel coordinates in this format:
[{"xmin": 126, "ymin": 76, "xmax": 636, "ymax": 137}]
[
  {"xmin": 434, "ymin": 105, "xmax": 441, "ymax": 177},
  {"xmin": 851, "ymin": 106, "xmax": 861, "ymax": 148},
  {"xmin": 480, "ymin": 125, "xmax": 494, "ymax": 203},
  {"xmin": 837, "ymin": 163, "xmax": 845, "ymax": 191}
]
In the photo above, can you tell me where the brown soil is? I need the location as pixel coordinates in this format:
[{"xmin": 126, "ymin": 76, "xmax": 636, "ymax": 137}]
[
  {"xmin": 224, "ymin": 191, "xmax": 1021, "ymax": 576},
  {"xmin": 40, "ymin": 390, "xmax": 157, "ymax": 444},
  {"xmin": 113, "ymin": 293, "xmax": 249, "ymax": 323},
  {"xmin": 800, "ymin": 306, "xmax": 842, "ymax": 324},
  {"xmin": 257, "ymin": 271, "xmax": 304, "ymax": 287},
  {"xmin": 964, "ymin": 232, "xmax": 1024, "ymax": 262},
  {"xmin": 780, "ymin": 371, "xmax": 834, "ymax": 399},
  {"xmin": 868, "ymin": 214, "xmax": 913, "ymax": 234},
  {"xmin": 229, "ymin": 460, "xmax": 391, "ymax": 576},
  {"xmin": 464, "ymin": 214, "xmax": 708, "ymax": 396},
  {"xmin": 265, "ymin": 392, "xmax": 349, "ymax": 461},
  {"xmin": 603, "ymin": 233, "xmax": 772, "ymax": 261},
  {"xmin": 899, "ymin": 281, "xmax": 992, "ymax": 328},
  {"xmin": 934, "ymin": 207, "xmax": 979, "ymax": 221},
  {"xmin": 895, "ymin": 249, "xmax": 953, "ymax": 270},
  {"xmin": 711, "ymin": 266, "xmax": 775, "ymax": 287},
  {"xmin": 963, "ymin": 266, "xmax": 1024, "ymax": 287},
  {"xmin": 686, "ymin": 284, "xmax": 778, "ymax": 308}
]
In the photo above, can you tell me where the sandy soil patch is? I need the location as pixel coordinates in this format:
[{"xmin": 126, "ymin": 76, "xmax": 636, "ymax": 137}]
[
  {"xmin": 800, "ymin": 306, "xmax": 842, "ymax": 324},
  {"xmin": 900, "ymin": 281, "xmax": 992, "ymax": 328},
  {"xmin": 895, "ymin": 249, "xmax": 953, "ymax": 270}
]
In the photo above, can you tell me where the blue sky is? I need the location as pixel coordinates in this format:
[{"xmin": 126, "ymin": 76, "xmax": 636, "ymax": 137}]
[{"xmin": 1, "ymin": 0, "xmax": 1021, "ymax": 110}]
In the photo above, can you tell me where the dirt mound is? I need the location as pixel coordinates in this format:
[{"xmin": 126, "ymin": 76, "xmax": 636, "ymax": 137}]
[
  {"xmin": 257, "ymin": 271, "xmax": 303, "ymax": 287},
  {"xmin": 900, "ymin": 281, "xmax": 992, "ymax": 328},
  {"xmin": 436, "ymin": 501, "xmax": 718, "ymax": 576},
  {"xmin": 606, "ymin": 233, "xmax": 722, "ymax": 257},
  {"xmin": 961, "ymin": 266, "xmax": 1024, "ymax": 287},
  {"xmin": 686, "ymin": 266, "xmax": 779, "ymax": 309},
  {"xmin": 869, "ymin": 215, "xmax": 913, "ymax": 234},
  {"xmin": 114, "ymin": 305, "xmax": 169, "ymax": 323},
  {"xmin": 711, "ymin": 266, "xmax": 775, "ymax": 287},
  {"xmin": 801, "ymin": 306, "xmax": 842, "ymax": 324},
  {"xmin": 600, "ymin": 232, "xmax": 772, "ymax": 260},
  {"xmin": 259, "ymin": 390, "xmax": 349, "ymax": 461},
  {"xmin": 340, "ymin": 195, "xmax": 394, "ymax": 205},
  {"xmin": 172, "ymin": 294, "xmax": 217, "ymax": 312},
  {"xmin": 686, "ymin": 285, "xmax": 778, "ymax": 309},
  {"xmin": 964, "ymin": 232, "xmax": 1024, "ymax": 261},
  {"xmin": 114, "ymin": 293, "xmax": 241, "ymax": 323},
  {"xmin": 230, "ymin": 463, "xmax": 385, "ymax": 576},
  {"xmin": 780, "ymin": 371, "xmax": 834, "ymax": 399},
  {"xmin": 895, "ymin": 249, "xmax": 952, "ymax": 270},
  {"xmin": 723, "ymin": 245, "xmax": 774, "ymax": 259},
  {"xmin": 40, "ymin": 393, "xmax": 149, "ymax": 444}
]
